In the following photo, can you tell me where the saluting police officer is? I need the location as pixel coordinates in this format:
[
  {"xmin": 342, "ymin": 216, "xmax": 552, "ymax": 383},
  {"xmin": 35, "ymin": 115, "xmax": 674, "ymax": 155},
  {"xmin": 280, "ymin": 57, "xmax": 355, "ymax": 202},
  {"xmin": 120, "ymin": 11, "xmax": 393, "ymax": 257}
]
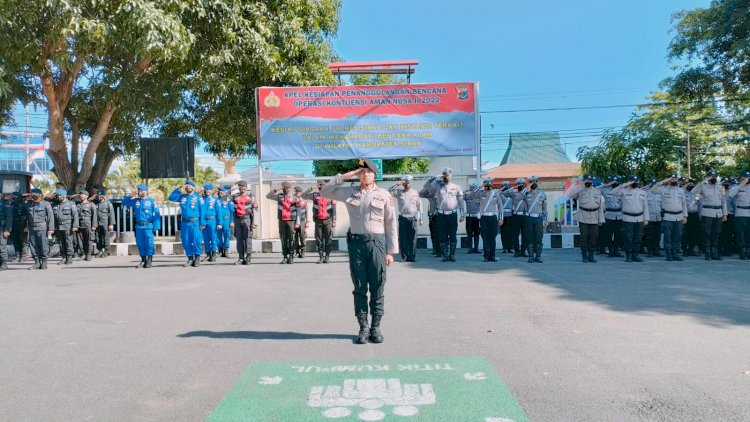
[
  {"xmin": 423, "ymin": 167, "xmax": 466, "ymax": 262},
  {"xmin": 389, "ymin": 175, "xmax": 423, "ymax": 262},
  {"xmin": 499, "ymin": 181, "xmax": 514, "ymax": 254},
  {"xmin": 418, "ymin": 180, "xmax": 440, "ymax": 257},
  {"xmin": 216, "ymin": 186, "xmax": 235, "ymax": 259},
  {"xmin": 691, "ymin": 170, "xmax": 728, "ymax": 260},
  {"xmin": 320, "ymin": 159, "xmax": 398, "ymax": 344},
  {"xmin": 651, "ymin": 174, "xmax": 688, "ymax": 261},
  {"xmin": 302, "ymin": 180, "xmax": 337, "ymax": 264},
  {"xmin": 293, "ymin": 186, "xmax": 309, "ymax": 259},
  {"xmin": 727, "ymin": 171, "xmax": 750, "ymax": 260},
  {"xmin": 26, "ymin": 188, "xmax": 54, "ymax": 270},
  {"xmin": 598, "ymin": 176, "xmax": 625, "ymax": 257},
  {"xmin": 506, "ymin": 178, "xmax": 528, "ymax": 257},
  {"xmin": 123, "ymin": 184, "xmax": 161, "ymax": 268},
  {"xmin": 682, "ymin": 178, "xmax": 702, "ymax": 256},
  {"xmin": 464, "ymin": 182, "xmax": 481, "ymax": 254},
  {"xmin": 77, "ymin": 191, "xmax": 97, "ymax": 261},
  {"xmin": 231, "ymin": 180, "xmax": 257, "ymax": 265},
  {"xmin": 612, "ymin": 176, "xmax": 649, "ymax": 262},
  {"xmin": 477, "ymin": 178, "xmax": 504, "ymax": 262},
  {"xmin": 523, "ymin": 177, "xmax": 547, "ymax": 263},
  {"xmin": 267, "ymin": 181, "xmax": 301, "ymax": 264},
  {"xmin": 169, "ymin": 180, "xmax": 206, "ymax": 267},
  {"xmin": 0, "ymin": 193, "xmax": 11, "ymax": 271},
  {"xmin": 644, "ymin": 179, "xmax": 664, "ymax": 257},
  {"xmin": 719, "ymin": 178, "xmax": 736, "ymax": 257},
  {"xmin": 52, "ymin": 189, "xmax": 79, "ymax": 265},
  {"xmin": 568, "ymin": 174, "xmax": 605, "ymax": 263}
]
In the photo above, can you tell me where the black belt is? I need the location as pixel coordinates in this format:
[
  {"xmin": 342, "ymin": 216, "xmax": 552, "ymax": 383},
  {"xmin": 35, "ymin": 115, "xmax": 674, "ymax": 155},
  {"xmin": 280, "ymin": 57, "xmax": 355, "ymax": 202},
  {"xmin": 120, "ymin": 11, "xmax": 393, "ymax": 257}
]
[
  {"xmin": 703, "ymin": 205, "xmax": 721, "ymax": 209},
  {"xmin": 663, "ymin": 210, "xmax": 683, "ymax": 214},
  {"xmin": 737, "ymin": 206, "xmax": 750, "ymax": 210},
  {"xmin": 580, "ymin": 206, "xmax": 600, "ymax": 212},
  {"xmin": 236, "ymin": 215, "xmax": 251, "ymax": 219},
  {"xmin": 606, "ymin": 208, "xmax": 622, "ymax": 212},
  {"xmin": 348, "ymin": 233, "xmax": 384, "ymax": 242},
  {"xmin": 182, "ymin": 217, "xmax": 198, "ymax": 222},
  {"xmin": 623, "ymin": 211, "xmax": 643, "ymax": 217}
]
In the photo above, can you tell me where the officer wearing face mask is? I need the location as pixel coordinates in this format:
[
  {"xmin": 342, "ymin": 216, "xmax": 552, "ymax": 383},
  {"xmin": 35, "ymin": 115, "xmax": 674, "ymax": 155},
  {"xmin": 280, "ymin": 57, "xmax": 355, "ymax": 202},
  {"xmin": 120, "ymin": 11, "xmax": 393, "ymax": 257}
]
[
  {"xmin": 388, "ymin": 175, "xmax": 423, "ymax": 262},
  {"xmin": 652, "ymin": 174, "xmax": 687, "ymax": 261},
  {"xmin": 504, "ymin": 178, "xmax": 528, "ymax": 257},
  {"xmin": 499, "ymin": 181, "xmax": 514, "ymax": 254},
  {"xmin": 26, "ymin": 188, "xmax": 54, "ymax": 270},
  {"xmin": 598, "ymin": 176, "xmax": 624, "ymax": 257},
  {"xmin": 643, "ymin": 178, "xmax": 663, "ymax": 257},
  {"xmin": 422, "ymin": 167, "xmax": 466, "ymax": 262},
  {"xmin": 523, "ymin": 176, "xmax": 547, "ymax": 263},
  {"xmin": 216, "ymin": 186, "xmax": 235, "ymax": 258},
  {"xmin": 690, "ymin": 170, "xmax": 727, "ymax": 260},
  {"xmin": 612, "ymin": 176, "xmax": 649, "ymax": 262},
  {"xmin": 682, "ymin": 178, "xmax": 702, "ymax": 256},
  {"xmin": 727, "ymin": 171, "xmax": 750, "ymax": 260},
  {"xmin": 719, "ymin": 178, "xmax": 736, "ymax": 257},
  {"xmin": 568, "ymin": 174, "xmax": 604, "ymax": 263},
  {"xmin": 266, "ymin": 181, "xmax": 301, "ymax": 264},
  {"xmin": 477, "ymin": 177, "xmax": 504, "ymax": 262},
  {"xmin": 463, "ymin": 181, "xmax": 481, "ymax": 254}
]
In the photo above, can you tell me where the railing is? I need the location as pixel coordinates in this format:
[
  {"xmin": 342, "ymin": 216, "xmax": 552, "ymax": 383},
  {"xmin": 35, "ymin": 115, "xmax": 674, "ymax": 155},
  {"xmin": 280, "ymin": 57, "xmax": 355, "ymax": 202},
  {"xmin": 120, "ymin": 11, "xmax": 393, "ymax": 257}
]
[{"xmin": 113, "ymin": 201, "xmax": 182, "ymax": 238}]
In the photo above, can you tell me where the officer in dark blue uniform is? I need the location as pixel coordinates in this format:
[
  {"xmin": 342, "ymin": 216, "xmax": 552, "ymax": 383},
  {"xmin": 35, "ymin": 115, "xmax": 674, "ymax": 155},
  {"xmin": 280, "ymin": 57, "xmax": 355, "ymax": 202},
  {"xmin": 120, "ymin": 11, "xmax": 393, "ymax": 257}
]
[
  {"xmin": 26, "ymin": 188, "xmax": 54, "ymax": 270},
  {"xmin": 123, "ymin": 184, "xmax": 161, "ymax": 268},
  {"xmin": 169, "ymin": 180, "xmax": 205, "ymax": 267},
  {"xmin": 216, "ymin": 186, "xmax": 235, "ymax": 258},
  {"xmin": 201, "ymin": 184, "xmax": 220, "ymax": 262}
]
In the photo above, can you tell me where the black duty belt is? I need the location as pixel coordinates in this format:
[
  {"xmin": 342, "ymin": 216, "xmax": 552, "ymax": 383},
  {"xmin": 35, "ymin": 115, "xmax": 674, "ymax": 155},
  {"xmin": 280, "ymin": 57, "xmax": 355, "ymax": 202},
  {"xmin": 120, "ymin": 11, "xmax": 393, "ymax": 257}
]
[
  {"xmin": 580, "ymin": 206, "xmax": 600, "ymax": 212},
  {"xmin": 182, "ymin": 217, "xmax": 198, "ymax": 222},
  {"xmin": 623, "ymin": 211, "xmax": 643, "ymax": 217},
  {"xmin": 663, "ymin": 210, "xmax": 683, "ymax": 214},
  {"xmin": 606, "ymin": 208, "xmax": 622, "ymax": 212},
  {"xmin": 348, "ymin": 233, "xmax": 384, "ymax": 242},
  {"xmin": 702, "ymin": 205, "xmax": 721, "ymax": 209},
  {"xmin": 236, "ymin": 215, "xmax": 251, "ymax": 219},
  {"xmin": 737, "ymin": 206, "xmax": 750, "ymax": 210}
]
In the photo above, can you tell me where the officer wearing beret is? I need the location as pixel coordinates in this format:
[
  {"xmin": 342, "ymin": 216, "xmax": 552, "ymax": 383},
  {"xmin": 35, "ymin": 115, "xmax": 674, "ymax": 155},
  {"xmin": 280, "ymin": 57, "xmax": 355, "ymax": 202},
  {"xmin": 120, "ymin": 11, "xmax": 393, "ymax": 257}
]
[
  {"xmin": 612, "ymin": 176, "xmax": 649, "ymax": 262},
  {"xmin": 169, "ymin": 180, "xmax": 206, "ymax": 267},
  {"xmin": 652, "ymin": 174, "xmax": 688, "ymax": 261},
  {"xmin": 727, "ymin": 171, "xmax": 750, "ymax": 260},
  {"xmin": 422, "ymin": 167, "xmax": 466, "ymax": 262},
  {"xmin": 26, "ymin": 188, "xmax": 54, "ymax": 270},
  {"xmin": 201, "ymin": 184, "xmax": 220, "ymax": 262},
  {"xmin": 123, "ymin": 184, "xmax": 161, "ymax": 268},
  {"xmin": 231, "ymin": 180, "xmax": 257, "ymax": 265},
  {"xmin": 52, "ymin": 189, "xmax": 79, "ymax": 265},
  {"xmin": 302, "ymin": 180, "xmax": 337, "ymax": 264},
  {"xmin": 690, "ymin": 170, "xmax": 727, "ymax": 260},
  {"xmin": 266, "ymin": 180, "xmax": 301, "ymax": 264},
  {"xmin": 568, "ymin": 174, "xmax": 605, "ymax": 263},
  {"xmin": 92, "ymin": 188, "xmax": 115, "ymax": 258},
  {"xmin": 76, "ymin": 191, "xmax": 97, "ymax": 261},
  {"xmin": 389, "ymin": 175, "xmax": 423, "ymax": 262},
  {"xmin": 216, "ymin": 186, "xmax": 235, "ymax": 258},
  {"xmin": 320, "ymin": 159, "xmax": 398, "ymax": 344}
]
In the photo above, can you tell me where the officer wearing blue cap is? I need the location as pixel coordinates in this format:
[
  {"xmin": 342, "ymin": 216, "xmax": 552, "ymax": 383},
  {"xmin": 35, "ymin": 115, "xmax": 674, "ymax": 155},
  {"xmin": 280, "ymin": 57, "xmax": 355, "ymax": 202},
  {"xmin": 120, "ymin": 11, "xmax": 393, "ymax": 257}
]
[
  {"xmin": 52, "ymin": 188, "xmax": 79, "ymax": 265},
  {"xmin": 26, "ymin": 188, "xmax": 54, "ymax": 269},
  {"xmin": 727, "ymin": 170, "xmax": 750, "ymax": 260},
  {"xmin": 169, "ymin": 180, "xmax": 205, "ymax": 267},
  {"xmin": 200, "ymin": 184, "xmax": 220, "ymax": 262},
  {"xmin": 92, "ymin": 188, "xmax": 115, "ymax": 258},
  {"xmin": 216, "ymin": 186, "xmax": 235, "ymax": 258},
  {"xmin": 123, "ymin": 184, "xmax": 161, "ymax": 268}
]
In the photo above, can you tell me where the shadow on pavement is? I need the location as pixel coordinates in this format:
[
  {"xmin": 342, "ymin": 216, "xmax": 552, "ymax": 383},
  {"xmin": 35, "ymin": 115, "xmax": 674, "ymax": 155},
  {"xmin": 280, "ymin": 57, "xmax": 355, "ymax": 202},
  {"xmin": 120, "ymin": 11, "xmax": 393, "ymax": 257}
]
[{"xmin": 177, "ymin": 330, "xmax": 355, "ymax": 341}]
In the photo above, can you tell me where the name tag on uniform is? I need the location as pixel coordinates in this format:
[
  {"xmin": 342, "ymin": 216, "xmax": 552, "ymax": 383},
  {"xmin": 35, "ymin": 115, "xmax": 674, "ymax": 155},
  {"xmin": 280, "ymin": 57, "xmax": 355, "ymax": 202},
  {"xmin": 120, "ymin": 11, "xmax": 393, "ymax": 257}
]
[{"xmin": 346, "ymin": 198, "xmax": 361, "ymax": 206}]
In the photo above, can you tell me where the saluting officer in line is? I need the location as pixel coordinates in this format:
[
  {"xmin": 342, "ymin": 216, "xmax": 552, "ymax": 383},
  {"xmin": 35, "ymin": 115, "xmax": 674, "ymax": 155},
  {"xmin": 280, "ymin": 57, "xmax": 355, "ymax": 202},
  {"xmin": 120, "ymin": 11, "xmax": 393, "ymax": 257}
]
[
  {"xmin": 169, "ymin": 180, "xmax": 206, "ymax": 267},
  {"xmin": 52, "ymin": 189, "xmax": 79, "ymax": 265},
  {"xmin": 505, "ymin": 178, "xmax": 528, "ymax": 257},
  {"xmin": 423, "ymin": 167, "xmax": 466, "ymax": 262},
  {"xmin": 727, "ymin": 171, "xmax": 750, "ymax": 260},
  {"xmin": 499, "ymin": 181, "xmax": 514, "ymax": 254},
  {"xmin": 0, "ymin": 193, "xmax": 11, "ymax": 271},
  {"xmin": 477, "ymin": 178, "xmax": 504, "ymax": 262},
  {"xmin": 568, "ymin": 174, "xmax": 605, "ymax": 263},
  {"xmin": 682, "ymin": 178, "xmax": 702, "ymax": 256},
  {"xmin": 598, "ymin": 176, "xmax": 624, "ymax": 257},
  {"xmin": 26, "ymin": 188, "xmax": 54, "ymax": 270},
  {"xmin": 690, "ymin": 170, "xmax": 727, "ymax": 260},
  {"xmin": 201, "ymin": 184, "xmax": 220, "ymax": 262},
  {"xmin": 10, "ymin": 191, "xmax": 30, "ymax": 262},
  {"xmin": 389, "ymin": 175, "xmax": 423, "ymax": 262},
  {"xmin": 464, "ymin": 182, "xmax": 481, "ymax": 254},
  {"xmin": 418, "ymin": 180, "xmax": 441, "ymax": 257},
  {"xmin": 92, "ymin": 188, "xmax": 115, "ymax": 258},
  {"xmin": 123, "ymin": 184, "xmax": 161, "ymax": 268},
  {"xmin": 643, "ymin": 178, "xmax": 664, "ymax": 257},
  {"xmin": 231, "ymin": 180, "xmax": 257, "ymax": 265},
  {"xmin": 612, "ymin": 176, "xmax": 649, "ymax": 262},
  {"xmin": 216, "ymin": 186, "xmax": 235, "ymax": 259},
  {"xmin": 523, "ymin": 177, "xmax": 547, "ymax": 263},
  {"xmin": 719, "ymin": 178, "xmax": 736, "ymax": 257},
  {"xmin": 651, "ymin": 174, "xmax": 687, "ymax": 261},
  {"xmin": 267, "ymin": 181, "xmax": 301, "ymax": 264},
  {"xmin": 302, "ymin": 180, "xmax": 337, "ymax": 264},
  {"xmin": 76, "ymin": 191, "xmax": 97, "ymax": 261},
  {"xmin": 320, "ymin": 159, "xmax": 398, "ymax": 344},
  {"xmin": 293, "ymin": 186, "xmax": 309, "ymax": 259}
]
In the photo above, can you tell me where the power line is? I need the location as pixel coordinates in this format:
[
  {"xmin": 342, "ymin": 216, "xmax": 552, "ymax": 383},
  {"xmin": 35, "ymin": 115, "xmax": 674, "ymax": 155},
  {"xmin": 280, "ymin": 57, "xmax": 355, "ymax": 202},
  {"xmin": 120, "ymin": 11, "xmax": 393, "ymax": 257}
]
[{"xmin": 480, "ymin": 97, "xmax": 750, "ymax": 114}]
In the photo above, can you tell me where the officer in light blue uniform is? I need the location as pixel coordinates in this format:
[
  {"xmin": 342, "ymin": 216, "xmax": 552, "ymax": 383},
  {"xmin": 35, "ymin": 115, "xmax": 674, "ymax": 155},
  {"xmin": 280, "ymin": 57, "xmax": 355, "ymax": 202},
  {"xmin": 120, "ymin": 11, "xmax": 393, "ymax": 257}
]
[
  {"xmin": 169, "ymin": 180, "xmax": 205, "ymax": 267},
  {"xmin": 201, "ymin": 184, "xmax": 220, "ymax": 262},
  {"xmin": 123, "ymin": 184, "xmax": 161, "ymax": 268},
  {"xmin": 216, "ymin": 186, "xmax": 235, "ymax": 258}
]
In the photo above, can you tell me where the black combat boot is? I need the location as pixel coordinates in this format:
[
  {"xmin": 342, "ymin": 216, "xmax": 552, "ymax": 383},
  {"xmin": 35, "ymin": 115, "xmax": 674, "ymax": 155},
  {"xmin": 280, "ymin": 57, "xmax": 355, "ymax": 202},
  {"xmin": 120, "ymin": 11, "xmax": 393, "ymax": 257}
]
[
  {"xmin": 0, "ymin": 260, "xmax": 8, "ymax": 271},
  {"xmin": 712, "ymin": 247, "xmax": 722, "ymax": 260},
  {"xmin": 192, "ymin": 255, "xmax": 201, "ymax": 266},
  {"xmin": 136, "ymin": 256, "xmax": 145, "ymax": 268},
  {"xmin": 632, "ymin": 249, "xmax": 644, "ymax": 262},
  {"xmin": 287, "ymin": 254, "xmax": 294, "ymax": 264},
  {"xmin": 316, "ymin": 251, "xmax": 324, "ymax": 264},
  {"xmin": 581, "ymin": 249, "xmax": 588, "ymax": 263},
  {"xmin": 28, "ymin": 259, "xmax": 40, "ymax": 270},
  {"xmin": 244, "ymin": 253, "xmax": 251, "ymax": 265},
  {"xmin": 280, "ymin": 255, "xmax": 288, "ymax": 264},
  {"xmin": 369, "ymin": 315, "xmax": 384, "ymax": 344},
  {"xmin": 40, "ymin": 259, "xmax": 47, "ymax": 269},
  {"xmin": 672, "ymin": 249, "xmax": 683, "ymax": 261},
  {"xmin": 448, "ymin": 243, "xmax": 456, "ymax": 262},
  {"xmin": 588, "ymin": 248, "xmax": 597, "ymax": 263},
  {"xmin": 665, "ymin": 249, "xmax": 673, "ymax": 262},
  {"xmin": 534, "ymin": 246, "xmax": 543, "ymax": 263},
  {"xmin": 625, "ymin": 249, "xmax": 633, "ymax": 262},
  {"xmin": 145, "ymin": 256, "xmax": 153, "ymax": 268},
  {"xmin": 441, "ymin": 243, "xmax": 449, "ymax": 262},
  {"xmin": 323, "ymin": 251, "xmax": 330, "ymax": 264},
  {"xmin": 356, "ymin": 313, "xmax": 369, "ymax": 344},
  {"xmin": 527, "ymin": 246, "xmax": 535, "ymax": 263}
]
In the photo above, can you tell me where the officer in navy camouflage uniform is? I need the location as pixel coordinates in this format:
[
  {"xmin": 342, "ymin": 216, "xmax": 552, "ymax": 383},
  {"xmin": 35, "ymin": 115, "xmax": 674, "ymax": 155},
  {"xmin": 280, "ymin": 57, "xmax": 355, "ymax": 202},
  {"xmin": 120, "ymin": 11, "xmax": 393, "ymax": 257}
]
[
  {"xmin": 26, "ymin": 188, "xmax": 54, "ymax": 270},
  {"xmin": 76, "ymin": 191, "xmax": 98, "ymax": 261},
  {"xmin": 10, "ymin": 192, "xmax": 30, "ymax": 262},
  {"xmin": 93, "ymin": 189, "xmax": 115, "ymax": 257},
  {"xmin": 52, "ymin": 189, "xmax": 79, "ymax": 265}
]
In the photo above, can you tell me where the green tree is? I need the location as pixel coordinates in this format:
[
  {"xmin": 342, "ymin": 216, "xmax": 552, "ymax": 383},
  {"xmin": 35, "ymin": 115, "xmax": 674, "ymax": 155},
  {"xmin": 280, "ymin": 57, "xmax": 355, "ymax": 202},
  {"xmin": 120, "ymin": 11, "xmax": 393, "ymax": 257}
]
[
  {"xmin": 312, "ymin": 73, "xmax": 430, "ymax": 177},
  {"xmin": 0, "ymin": 0, "xmax": 341, "ymax": 190}
]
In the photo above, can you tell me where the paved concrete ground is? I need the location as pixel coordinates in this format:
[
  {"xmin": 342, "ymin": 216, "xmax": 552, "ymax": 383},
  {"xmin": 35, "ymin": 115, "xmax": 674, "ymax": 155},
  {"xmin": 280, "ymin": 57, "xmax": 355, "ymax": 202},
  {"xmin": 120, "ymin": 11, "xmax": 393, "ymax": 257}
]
[{"xmin": 1, "ymin": 249, "xmax": 749, "ymax": 421}]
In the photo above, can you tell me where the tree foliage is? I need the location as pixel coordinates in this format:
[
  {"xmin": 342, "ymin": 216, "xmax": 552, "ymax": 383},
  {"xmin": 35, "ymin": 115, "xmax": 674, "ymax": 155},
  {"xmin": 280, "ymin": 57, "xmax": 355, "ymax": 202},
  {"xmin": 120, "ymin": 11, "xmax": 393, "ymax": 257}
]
[
  {"xmin": 312, "ymin": 73, "xmax": 430, "ymax": 177},
  {"xmin": 0, "ymin": 0, "xmax": 341, "ymax": 189}
]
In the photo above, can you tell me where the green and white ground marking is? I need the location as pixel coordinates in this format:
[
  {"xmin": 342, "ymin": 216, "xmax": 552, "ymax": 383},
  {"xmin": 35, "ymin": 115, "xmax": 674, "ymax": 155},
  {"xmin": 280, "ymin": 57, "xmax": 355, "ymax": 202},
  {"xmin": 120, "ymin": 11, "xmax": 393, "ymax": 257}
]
[{"xmin": 207, "ymin": 356, "xmax": 529, "ymax": 422}]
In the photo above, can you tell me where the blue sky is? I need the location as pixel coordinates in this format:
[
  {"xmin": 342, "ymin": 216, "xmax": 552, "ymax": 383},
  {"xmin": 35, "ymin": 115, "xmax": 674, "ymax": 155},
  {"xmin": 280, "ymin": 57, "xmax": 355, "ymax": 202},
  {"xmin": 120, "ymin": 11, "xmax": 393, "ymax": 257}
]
[{"xmin": 3, "ymin": 0, "xmax": 711, "ymax": 176}]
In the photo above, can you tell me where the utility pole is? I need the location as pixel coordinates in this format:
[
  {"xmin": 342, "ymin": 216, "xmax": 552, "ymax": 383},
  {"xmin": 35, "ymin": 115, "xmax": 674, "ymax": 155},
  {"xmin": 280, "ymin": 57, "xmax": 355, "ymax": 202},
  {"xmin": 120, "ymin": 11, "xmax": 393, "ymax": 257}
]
[
  {"xmin": 686, "ymin": 119, "xmax": 691, "ymax": 179},
  {"xmin": 25, "ymin": 104, "xmax": 30, "ymax": 172}
]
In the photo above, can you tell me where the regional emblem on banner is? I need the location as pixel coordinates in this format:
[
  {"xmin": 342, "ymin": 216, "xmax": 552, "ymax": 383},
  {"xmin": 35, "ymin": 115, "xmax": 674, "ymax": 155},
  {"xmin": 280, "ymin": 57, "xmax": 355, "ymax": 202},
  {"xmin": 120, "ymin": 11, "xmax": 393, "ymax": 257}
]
[
  {"xmin": 456, "ymin": 85, "xmax": 469, "ymax": 100},
  {"xmin": 264, "ymin": 91, "xmax": 281, "ymax": 107}
]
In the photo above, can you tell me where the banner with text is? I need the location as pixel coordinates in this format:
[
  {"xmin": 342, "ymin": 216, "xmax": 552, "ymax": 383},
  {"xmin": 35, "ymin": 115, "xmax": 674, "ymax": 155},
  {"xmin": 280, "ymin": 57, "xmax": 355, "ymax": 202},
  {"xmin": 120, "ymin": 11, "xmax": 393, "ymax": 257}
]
[{"xmin": 256, "ymin": 82, "xmax": 478, "ymax": 161}]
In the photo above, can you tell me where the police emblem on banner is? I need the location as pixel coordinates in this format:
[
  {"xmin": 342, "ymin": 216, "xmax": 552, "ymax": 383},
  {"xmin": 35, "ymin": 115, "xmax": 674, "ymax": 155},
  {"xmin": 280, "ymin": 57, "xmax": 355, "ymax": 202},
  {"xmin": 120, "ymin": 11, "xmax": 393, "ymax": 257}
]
[
  {"xmin": 456, "ymin": 85, "xmax": 469, "ymax": 100},
  {"xmin": 264, "ymin": 91, "xmax": 281, "ymax": 107}
]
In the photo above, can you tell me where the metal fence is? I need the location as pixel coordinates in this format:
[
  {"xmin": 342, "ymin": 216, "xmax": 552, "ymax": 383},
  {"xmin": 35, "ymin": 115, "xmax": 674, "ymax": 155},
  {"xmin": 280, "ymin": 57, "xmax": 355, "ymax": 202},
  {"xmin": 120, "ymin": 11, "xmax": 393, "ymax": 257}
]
[{"xmin": 112, "ymin": 201, "xmax": 182, "ymax": 238}]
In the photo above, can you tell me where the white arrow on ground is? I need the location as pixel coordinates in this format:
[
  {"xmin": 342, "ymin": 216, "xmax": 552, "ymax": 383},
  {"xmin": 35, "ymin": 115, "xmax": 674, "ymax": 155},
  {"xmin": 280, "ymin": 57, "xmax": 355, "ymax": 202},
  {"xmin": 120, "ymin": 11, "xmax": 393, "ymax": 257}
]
[
  {"xmin": 485, "ymin": 418, "xmax": 515, "ymax": 422},
  {"xmin": 463, "ymin": 372, "xmax": 487, "ymax": 381},
  {"xmin": 258, "ymin": 376, "xmax": 283, "ymax": 385}
]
